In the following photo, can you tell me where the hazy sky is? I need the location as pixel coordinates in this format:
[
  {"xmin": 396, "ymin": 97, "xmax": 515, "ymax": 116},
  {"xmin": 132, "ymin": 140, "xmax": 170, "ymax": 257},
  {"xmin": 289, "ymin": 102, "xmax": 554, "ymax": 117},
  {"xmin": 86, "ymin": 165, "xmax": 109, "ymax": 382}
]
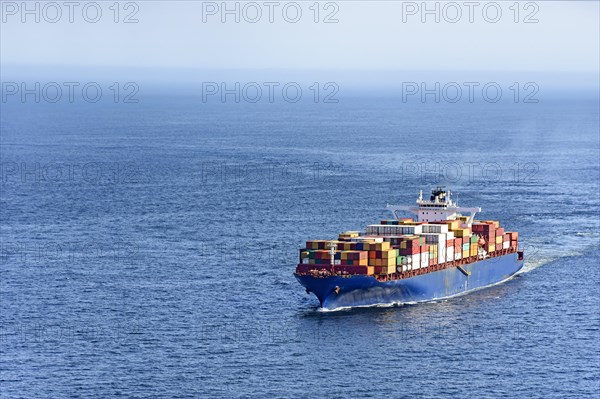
[{"xmin": 2, "ymin": 1, "xmax": 598, "ymax": 70}]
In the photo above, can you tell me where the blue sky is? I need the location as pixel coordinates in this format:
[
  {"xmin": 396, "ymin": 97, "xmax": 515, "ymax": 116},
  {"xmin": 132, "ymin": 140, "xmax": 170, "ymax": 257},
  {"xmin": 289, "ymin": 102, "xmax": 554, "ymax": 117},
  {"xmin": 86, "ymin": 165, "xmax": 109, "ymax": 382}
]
[{"xmin": 1, "ymin": 1, "xmax": 598, "ymax": 89}]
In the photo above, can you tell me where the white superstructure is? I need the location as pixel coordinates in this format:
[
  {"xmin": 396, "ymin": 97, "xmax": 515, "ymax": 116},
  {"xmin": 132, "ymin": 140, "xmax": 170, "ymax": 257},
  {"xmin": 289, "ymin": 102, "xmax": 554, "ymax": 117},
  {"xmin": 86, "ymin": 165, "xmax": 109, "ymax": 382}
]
[{"xmin": 386, "ymin": 187, "xmax": 481, "ymax": 226}]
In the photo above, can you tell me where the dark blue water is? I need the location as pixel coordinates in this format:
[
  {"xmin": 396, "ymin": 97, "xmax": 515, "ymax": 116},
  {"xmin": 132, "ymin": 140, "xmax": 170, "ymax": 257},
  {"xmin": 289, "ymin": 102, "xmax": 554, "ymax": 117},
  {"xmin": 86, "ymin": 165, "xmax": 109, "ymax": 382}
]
[{"xmin": 1, "ymin": 96, "xmax": 599, "ymax": 398}]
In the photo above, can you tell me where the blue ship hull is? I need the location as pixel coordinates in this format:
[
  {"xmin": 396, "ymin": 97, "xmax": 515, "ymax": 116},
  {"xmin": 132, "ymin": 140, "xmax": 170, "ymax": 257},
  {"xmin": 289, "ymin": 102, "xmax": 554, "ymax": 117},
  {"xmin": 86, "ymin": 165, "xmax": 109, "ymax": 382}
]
[{"xmin": 295, "ymin": 253, "xmax": 524, "ymax": 309}]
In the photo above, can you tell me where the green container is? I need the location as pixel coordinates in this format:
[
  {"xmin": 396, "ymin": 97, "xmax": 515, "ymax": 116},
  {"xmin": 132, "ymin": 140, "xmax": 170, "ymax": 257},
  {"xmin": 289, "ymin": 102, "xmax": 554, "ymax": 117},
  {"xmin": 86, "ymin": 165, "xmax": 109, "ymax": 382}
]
[
  {"xmin": 462, "ymin": 243, "xmax": 470, "ymax": 250},
  {"xmin": 470, "ymin": 235, "xmax": 478, "ymax": 243}
]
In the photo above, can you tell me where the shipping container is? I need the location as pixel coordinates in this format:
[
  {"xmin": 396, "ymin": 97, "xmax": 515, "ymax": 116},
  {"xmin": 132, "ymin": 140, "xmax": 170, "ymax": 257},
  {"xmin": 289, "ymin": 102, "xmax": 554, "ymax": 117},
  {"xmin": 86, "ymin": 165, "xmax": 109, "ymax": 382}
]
[
  {"xmin": 363, "ymin": 241, "xmax": 391, "ymax": 251},
  {"xmin": 454, "ymin": 237, "xmax": 462, "ymax": 249},
  {"xmin": 470, "ymin": 246, "xmax": 478, "ymax": 257},
  {"xmin": 296, "ymin": 264, "xmax": 376, "ymax": 275},
  {"xmin": 422, "ymin": 224, "xmax": 449, "ymax": 234},
  {"xmin": 420, "ymin": 252, "xmax": 429, "ymax": 268},
  {"xmin": 446, "ymin": 246, "xmax": 455, "ymax": 262},
  {"xmin": 366, "ymin": 224, "xmax": 423, "ymax": 236},
  {"xmin": 454, "ymin": 228, "xmax": 471, "ymax": 237},
  {"xmin": 374, "ymin": 265, "xmax": 396, "ymax": 274}
]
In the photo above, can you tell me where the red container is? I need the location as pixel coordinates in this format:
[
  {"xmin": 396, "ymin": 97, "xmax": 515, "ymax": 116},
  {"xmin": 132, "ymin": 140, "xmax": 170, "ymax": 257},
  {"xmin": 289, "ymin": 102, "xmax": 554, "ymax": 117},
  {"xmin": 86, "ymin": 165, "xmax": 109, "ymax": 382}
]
[
  {"xmin": 343, "ymin": 265, "xmax": 371, "ymax": 275},
  {"xmin": 402, "ymin": 239, "xmax": 419, "ymax": 248},
  {"xmin": 373, "ymin": 266, "xmax": 394, "ymax": 274},
  {"xmin": 454, "ymin": 237, "xmax": 462, "ymax": 249},
  {"xmin": 399, "ymin": 246, "xmax": 420, "ymax": 255},
  {"xmin": 296, "ymin": 264, "xmax": 331, "ymax": 273},
  {"xmin": 473, "ymin": 223, "xmax": 494, "ymax": 233},
  {"xmin": 496, "ymin": 227, "xmax": 505, "ymax": 236}
]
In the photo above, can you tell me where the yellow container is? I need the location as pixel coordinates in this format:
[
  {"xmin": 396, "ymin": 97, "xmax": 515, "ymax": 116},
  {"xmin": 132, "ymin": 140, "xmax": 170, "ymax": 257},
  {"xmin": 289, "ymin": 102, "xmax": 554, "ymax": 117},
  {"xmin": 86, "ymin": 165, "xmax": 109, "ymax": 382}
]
[
  {"xmin": 379, "ymin": 257, "xmax": 395, "ymax": 266},
  {"xmin": 445, "ymin": 220, "xmax": 461, "ymax": 230},
  {"xmin": 381, "ymin": 249, "xmax": 398, "ymax": 259},
  {"xmin": 374, "ymin": 242, "xmax": 390, "ymax": 251},
  {"xmin": 462, "ymin": 250, "xmax": 469, "ymax": 258},
  {"xmin": 454, "ymin": 228, "xmax": 471, "ymax": 237},
  {"xmin": 374, "ymin": 265, "xmax": 396, "ymax": 274},
  {"xmin": 496, "ymin": 236, "xmax": 503, "ymax": 245},
  {"xmin": 371, "ymin": 258, "xmax": 395, "ymax": 267},
  {"xmin": 488, "ymin": 244, "xmax": 496, "ymax": 252},
  {"xmin": 339, "ymin": 231, "xmax": 359, "ymax": 240}
]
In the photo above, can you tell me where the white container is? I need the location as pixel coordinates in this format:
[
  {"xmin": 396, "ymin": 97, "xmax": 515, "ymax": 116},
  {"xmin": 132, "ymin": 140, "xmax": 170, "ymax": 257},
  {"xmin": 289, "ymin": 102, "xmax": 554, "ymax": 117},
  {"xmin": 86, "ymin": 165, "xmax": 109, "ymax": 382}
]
[
  {"xmin": 367, "ymin": 224, "xmax": 423, "ymax": 236},
  {"xmin": 446, "ymin": 246, "xmax": 455, "ymax": 262},
  {"xmin": 422, "ymin": 224, "xmax": 449, "ymax": 234},
  {"xmin": 503, "ymin": 241, "xmax": 510, "ymax": 249},
  {"xmin": 420, "ymin": 252, "xmax": 429, "ymax": 268},
  {"xmin": 411, "ymin": 253, "xmax": 420, "ymax": 269},
  {"xmin": 351, "ymin": 236, "xmax": 383, "ymax": 243},
  {"xmin": 438, "ymin": 252, "xmax": 446, "ymax": 264}
]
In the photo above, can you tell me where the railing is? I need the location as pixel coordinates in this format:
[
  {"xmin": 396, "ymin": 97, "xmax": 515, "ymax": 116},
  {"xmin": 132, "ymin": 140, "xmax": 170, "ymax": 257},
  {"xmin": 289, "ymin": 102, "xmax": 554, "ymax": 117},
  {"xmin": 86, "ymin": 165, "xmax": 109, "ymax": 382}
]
[
  {"xmin": 376, "ymin": 247, "xmax": 518, "ymax": 282},
  {"xmin": 295, "ymin": 246, "xmax": 519, "ymax": 280}
]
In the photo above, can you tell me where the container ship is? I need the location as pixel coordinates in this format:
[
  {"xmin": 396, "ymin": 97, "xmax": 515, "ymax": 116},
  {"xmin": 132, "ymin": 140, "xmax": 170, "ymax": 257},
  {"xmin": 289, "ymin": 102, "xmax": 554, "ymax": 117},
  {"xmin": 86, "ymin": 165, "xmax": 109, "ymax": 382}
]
[{"xmin": 294, "ymin": 188, "xmax": 524, "ymax": 309}]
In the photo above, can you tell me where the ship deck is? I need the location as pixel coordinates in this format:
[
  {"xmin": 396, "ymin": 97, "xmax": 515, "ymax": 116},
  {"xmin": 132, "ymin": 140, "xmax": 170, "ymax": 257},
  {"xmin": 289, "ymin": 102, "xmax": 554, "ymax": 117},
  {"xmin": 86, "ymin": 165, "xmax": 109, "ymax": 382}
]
[{"xmin": 295, "ymin": 248, "xmax": 524, "ymax": 282}]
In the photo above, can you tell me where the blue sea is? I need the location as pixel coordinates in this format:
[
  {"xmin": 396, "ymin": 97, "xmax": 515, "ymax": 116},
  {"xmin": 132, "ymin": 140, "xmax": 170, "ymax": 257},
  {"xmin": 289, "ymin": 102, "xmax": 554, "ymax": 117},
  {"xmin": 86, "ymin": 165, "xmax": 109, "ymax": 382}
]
[{"xmin": 1, "ymin": 95, "xmax": 599, "ymax": 398}]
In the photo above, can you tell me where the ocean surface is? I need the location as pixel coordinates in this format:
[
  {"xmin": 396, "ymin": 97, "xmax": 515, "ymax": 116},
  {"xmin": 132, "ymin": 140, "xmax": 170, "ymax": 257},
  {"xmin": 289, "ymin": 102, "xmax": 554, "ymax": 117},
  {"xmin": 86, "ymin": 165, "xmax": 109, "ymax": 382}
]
[{"xmin": 1, "ymin": 95, "xmax": 599, "ymax": 398}]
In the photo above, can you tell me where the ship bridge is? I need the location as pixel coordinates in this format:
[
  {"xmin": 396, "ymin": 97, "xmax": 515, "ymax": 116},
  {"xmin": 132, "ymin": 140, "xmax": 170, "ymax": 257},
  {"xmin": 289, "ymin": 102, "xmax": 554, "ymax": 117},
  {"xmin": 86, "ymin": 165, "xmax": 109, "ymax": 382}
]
[{"xmin": 386, "ymin": 187, "xmax": 481, "ymax": 225}]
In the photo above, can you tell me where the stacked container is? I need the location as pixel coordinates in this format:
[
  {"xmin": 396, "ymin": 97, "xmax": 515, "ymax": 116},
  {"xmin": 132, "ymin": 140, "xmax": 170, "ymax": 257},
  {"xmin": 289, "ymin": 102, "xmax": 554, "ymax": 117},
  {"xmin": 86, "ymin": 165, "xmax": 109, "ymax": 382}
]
[
  {"xmin": 472, "ymin": 222, "xmax": 496, "ymax": 252},
  {"xmin": 298, "ymin": 218, "xmax": 519, "ymax": 277},
  {"xmin": 365, "ymin": 224, "xmax": 423, "ymax": 236}
]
